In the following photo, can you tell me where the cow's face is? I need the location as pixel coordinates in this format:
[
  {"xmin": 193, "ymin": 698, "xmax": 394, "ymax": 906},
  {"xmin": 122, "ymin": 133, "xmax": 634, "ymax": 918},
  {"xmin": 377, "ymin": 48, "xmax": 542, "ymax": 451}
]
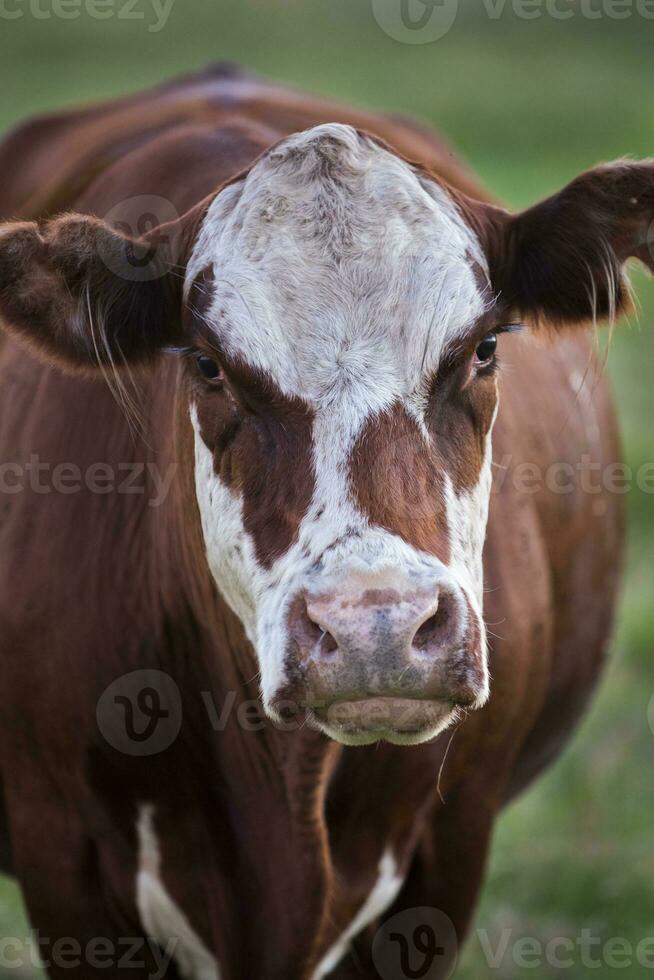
[
  {"xmin": 2, "ymin": 126, "xmax": 652, "ymax": 743},
  {"xmin": 185, "ymin": 126, "xmax": 501, "ymax": 744}
]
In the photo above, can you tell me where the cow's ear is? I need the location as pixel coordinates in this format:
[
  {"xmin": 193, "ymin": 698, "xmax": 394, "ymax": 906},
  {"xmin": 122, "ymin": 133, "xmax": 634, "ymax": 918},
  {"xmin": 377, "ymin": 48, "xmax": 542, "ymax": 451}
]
[
  {"xmin": 478, "ymin": 160, "xmax": 654, "ymax": 328},
  {"xmin": 0, "ymin": 212, "xmax": 188, "ymax": 372}
]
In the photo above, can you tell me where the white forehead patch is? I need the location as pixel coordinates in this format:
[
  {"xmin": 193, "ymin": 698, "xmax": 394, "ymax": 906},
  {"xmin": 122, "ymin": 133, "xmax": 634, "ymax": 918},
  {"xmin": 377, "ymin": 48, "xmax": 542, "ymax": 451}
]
[{"xmin": 186, "ymin": 123, "xmax": 488, "ymax": 414}]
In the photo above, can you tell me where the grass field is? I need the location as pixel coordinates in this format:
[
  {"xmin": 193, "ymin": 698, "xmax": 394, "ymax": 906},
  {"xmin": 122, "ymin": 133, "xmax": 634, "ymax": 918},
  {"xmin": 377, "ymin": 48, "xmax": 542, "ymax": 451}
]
[{"xmin": 0, "ymin": 1, "xmax": 653, "ymax": 977}]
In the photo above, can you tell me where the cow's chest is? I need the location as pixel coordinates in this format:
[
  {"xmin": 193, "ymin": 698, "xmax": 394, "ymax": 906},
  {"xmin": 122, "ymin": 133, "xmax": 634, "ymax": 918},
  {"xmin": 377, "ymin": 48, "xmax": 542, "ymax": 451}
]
[{"xmin": 133, "ymin": 802, "xmax": 405, "ymax": 980}]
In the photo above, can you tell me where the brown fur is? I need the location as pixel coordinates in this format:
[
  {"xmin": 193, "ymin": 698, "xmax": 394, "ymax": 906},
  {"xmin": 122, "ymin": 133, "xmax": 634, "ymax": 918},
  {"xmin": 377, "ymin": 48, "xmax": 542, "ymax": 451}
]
[
  {"xmin": 193, "ymin": 353, "xmax": 316, "ymax": 567},
  {"xmin": 351, "ymin": 403, "xmax": 451, "ymax": 562}
]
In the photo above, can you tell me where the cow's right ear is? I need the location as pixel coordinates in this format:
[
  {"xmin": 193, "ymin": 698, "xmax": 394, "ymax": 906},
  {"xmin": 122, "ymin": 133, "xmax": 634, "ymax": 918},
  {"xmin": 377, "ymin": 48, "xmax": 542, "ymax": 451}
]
[
  {"xmin": 0, "ymin": 213, "xmax": 187, "ymax": 372},
  {"xmin": 468, "ymin": 159, "xmax": 654, "ymax": 330}
]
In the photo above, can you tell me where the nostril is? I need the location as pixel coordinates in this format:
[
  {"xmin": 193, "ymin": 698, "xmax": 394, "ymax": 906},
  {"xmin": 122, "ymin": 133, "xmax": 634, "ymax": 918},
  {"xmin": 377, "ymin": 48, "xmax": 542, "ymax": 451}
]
[
  {"xmin": 412, "ymin": 599, "xmax": 451, "ymax": 655},
  {"xmin": 320, "ymin": 629, "xmax": 338, "ymax": 656},
  {"xmin": 306, "ymin": 609, "xmax": 338, "ymax": 656},
  {"xmin": 289, "ymin": 597, "xmax": 338, "ymax": 659}
]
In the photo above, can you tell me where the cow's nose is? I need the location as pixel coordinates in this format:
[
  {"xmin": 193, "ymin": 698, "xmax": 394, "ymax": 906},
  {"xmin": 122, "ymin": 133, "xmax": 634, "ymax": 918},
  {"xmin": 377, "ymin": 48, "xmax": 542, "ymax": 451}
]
[
  {"xmin": 287, "ymin": 578, "xmax": 481, "ymax": 696},
  {"xmin": 300, "ymin": 586, "xmax": 446, "ymax": 664},
  {"xmin": 283, "ymin": 578, "xmax": 485, "ymax": 743}
]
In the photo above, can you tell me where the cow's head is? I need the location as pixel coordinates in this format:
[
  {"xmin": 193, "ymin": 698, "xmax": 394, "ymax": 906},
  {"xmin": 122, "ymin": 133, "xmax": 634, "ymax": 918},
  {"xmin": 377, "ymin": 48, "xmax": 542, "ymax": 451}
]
[{"xmin": 1, "ymin": 126, "xmax": 653, "ymax": 744}]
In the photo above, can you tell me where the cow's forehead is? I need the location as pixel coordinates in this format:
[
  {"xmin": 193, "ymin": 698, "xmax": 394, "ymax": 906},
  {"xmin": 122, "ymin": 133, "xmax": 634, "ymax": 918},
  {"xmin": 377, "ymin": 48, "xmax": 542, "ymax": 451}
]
[{"xmin": 186, "ymin": 124, "xmax": 490, "ymax": 407}]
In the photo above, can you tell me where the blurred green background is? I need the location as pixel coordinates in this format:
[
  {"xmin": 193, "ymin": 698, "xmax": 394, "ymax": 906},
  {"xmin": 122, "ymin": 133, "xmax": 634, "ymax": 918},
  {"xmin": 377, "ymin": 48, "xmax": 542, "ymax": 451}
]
[{"xmin": 0, "ymin": 1, "xmax": 653, "ymax": 977}]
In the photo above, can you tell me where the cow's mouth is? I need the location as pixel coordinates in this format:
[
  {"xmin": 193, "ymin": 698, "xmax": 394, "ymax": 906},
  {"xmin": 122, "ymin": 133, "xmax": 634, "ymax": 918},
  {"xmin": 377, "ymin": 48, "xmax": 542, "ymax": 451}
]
[{"xmin": 308, "ymin": 697, "xmax": 457, "ymax": 746}]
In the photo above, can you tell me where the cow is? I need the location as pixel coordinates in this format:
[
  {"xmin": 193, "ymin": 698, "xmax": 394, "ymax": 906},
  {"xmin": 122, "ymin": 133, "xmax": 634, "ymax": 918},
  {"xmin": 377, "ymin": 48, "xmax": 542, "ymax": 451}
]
[{"xmin": 0, "ymin": 63, "xmax": 646, "ymax": 978}]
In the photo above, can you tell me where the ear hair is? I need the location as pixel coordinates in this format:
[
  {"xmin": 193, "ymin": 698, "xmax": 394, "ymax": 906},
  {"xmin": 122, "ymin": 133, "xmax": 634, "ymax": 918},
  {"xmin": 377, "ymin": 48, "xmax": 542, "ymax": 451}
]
[
  {"xmin": 467, "ymin": 160, "xmax": 654, "ymax": 330},
  {"xmin": 0, "ymin": 211, "xmax": 187, "ymax": 373}
]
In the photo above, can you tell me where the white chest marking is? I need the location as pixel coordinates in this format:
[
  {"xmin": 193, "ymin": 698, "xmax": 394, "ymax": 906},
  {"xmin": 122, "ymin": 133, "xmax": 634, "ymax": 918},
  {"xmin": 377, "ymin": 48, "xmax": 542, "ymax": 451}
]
[
  {"xmin": 136, "ymin": 805, "xmax": 221, "ymax": 980},
  {"xmin": 311, "ymin": 850, "xmax": 404, "ymax": 979}
]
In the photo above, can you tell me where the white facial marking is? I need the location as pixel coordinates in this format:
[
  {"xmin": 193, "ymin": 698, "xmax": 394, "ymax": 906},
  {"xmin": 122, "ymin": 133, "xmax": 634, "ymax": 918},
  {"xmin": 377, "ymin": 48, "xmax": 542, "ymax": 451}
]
[
  {"xmin": 187, "ymin": 124, "xmax": 487, "ymax": 407},
  {"xmin": 136, "ymin": 805, "xmax": 221, "ymax": 980},
  {"xmin": 187, "ymin": 124, "xmax": 497, "ymax": 723},
  {"xmin": 311, "ymin": 849, "xmax": 404, "ymax": 980}
]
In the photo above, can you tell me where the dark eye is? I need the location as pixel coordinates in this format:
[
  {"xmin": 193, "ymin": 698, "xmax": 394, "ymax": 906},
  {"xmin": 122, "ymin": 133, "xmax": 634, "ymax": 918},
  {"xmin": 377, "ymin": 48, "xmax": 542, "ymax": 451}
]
[
  {"xmin": 197, "ymin": 354, "xmax": 223, "ymax": 383},
  {"xmin": 475, "ymin": 333, "xmax": 497, "ymax": 364}
]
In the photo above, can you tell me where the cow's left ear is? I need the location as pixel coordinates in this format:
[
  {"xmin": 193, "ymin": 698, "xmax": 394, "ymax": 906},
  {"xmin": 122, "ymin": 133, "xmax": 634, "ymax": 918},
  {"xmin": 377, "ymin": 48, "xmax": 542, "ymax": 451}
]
[
  {"xmin": 474, "ymin": 160, "xmax": 654, "ymax": 328},
  {"xmin": 0, "ymin": 211, "xmax": 190, "ymax": 372}
]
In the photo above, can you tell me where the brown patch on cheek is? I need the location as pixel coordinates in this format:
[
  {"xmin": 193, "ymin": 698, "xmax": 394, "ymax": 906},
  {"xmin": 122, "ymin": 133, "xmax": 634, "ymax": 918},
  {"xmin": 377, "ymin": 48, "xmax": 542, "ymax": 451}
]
[
  {"xmin": 350, "ymin": 404, "xmax": 450, "ymax": 564},
  {"xmin": 194, "ymin": 368, "xmax": 316, "ymax": 569},
  {"xmin": 239, "ymin": 397, "xmax": 315, "ymax": 568},
  {"xmin": 193, "ymin": 387, "xmax": 241, "ymax": 485},
  {"xmin": 431, "ymin": 366, "xmax": 498, "ymax": 493},
  {"xmin": 185, "ymin": 265, "xmax": 316, "ymax": 567}
]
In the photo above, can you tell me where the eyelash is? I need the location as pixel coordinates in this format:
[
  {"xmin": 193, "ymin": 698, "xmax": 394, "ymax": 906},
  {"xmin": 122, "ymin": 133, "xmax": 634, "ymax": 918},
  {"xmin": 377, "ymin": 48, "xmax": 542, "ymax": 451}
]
[
  {"xmin": 476, "ymin": 355, "xmax": 499, "ymax": 376},
  {"xmin": 475, "ymin": 325, "xmax": 524, "ymax": 365},
  {"xmin": 180, "ymin": 348, "xmax": 225, "ymax": 387}
]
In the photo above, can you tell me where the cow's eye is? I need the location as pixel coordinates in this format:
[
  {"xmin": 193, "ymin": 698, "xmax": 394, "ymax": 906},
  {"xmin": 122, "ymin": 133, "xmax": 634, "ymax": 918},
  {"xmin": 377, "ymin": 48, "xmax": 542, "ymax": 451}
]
[
  {"xmin": 475, "ymin": 333, "xmax": 497, "ymax": 364},
  {"xmin": 197, "ymin": 354, "xmax": 223, "ymax": 383}
]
